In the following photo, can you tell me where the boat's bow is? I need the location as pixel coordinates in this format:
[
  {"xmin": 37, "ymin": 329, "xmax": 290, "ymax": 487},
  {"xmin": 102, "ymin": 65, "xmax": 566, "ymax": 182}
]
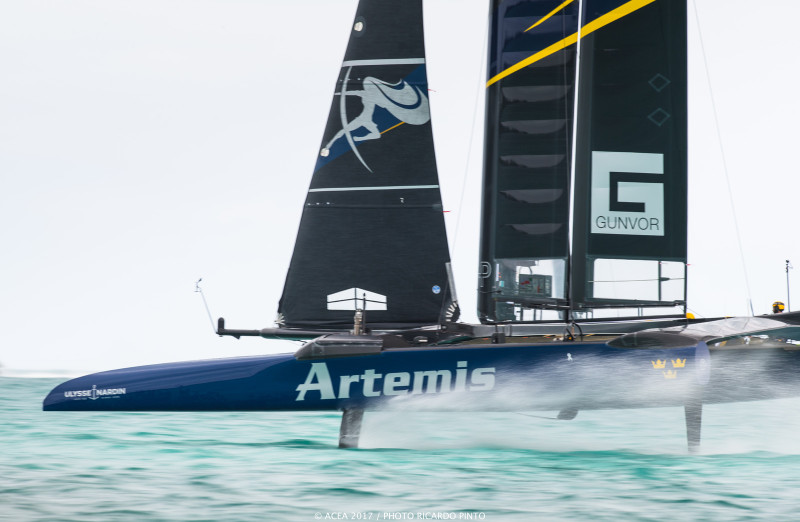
[{"xmin": 43, "ymin": 354, "xmax": 297, "ymax": 411}]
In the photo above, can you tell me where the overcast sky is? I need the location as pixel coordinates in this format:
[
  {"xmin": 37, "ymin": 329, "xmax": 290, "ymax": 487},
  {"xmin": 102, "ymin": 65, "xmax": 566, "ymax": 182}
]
[{"xmin": 1, "ymin": 0, "xmax": 798, "ymax": 374}]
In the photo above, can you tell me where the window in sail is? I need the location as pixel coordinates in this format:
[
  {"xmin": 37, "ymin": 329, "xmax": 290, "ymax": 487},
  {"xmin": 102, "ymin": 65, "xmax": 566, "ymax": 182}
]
[
  {"xmin": 493, "ymin": 257, "xmax": 567, "ymax": 302},
  {"xmin": 590, "ymin": 259, "xmax": 685, "ymax": 304}
]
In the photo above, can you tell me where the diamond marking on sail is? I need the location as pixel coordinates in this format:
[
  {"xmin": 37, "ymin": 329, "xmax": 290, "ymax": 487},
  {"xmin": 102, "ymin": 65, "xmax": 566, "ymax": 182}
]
[
  {"xmin": 649, "ymin": 73, "xmax": 671, "ymax": 92},
  {"xmin": 648, "ymin": 108, "xmax": 671, "ymax": 127}
]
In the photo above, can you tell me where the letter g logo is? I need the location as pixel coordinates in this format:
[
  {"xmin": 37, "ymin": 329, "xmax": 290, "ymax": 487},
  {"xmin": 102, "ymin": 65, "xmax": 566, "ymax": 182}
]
[{"xmin": 590, "ymin": 151, "xmax": 665, "ymax": 236}]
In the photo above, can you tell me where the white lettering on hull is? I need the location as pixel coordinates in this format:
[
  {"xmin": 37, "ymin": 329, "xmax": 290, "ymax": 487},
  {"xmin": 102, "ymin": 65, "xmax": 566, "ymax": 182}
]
[
  {"xmin": 295, "ymin": 361, "xmax": 496, "ymax": 401},
  {"xmin": 64, "ymin": 385, "xmax": 127, "ymax": 400}
]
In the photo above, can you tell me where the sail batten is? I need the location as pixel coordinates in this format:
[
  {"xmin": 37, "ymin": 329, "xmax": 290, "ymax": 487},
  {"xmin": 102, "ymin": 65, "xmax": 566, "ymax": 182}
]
[
  {"xmin": 341, "ymin": 58, "xmax": 426, "ymax": 67},
  {"xmin": 309, "ymin": 185, "xmax": 440, "ymax": 193}
]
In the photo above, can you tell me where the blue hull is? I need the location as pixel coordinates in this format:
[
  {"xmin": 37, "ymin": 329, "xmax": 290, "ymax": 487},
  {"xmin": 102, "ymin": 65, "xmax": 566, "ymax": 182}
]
[{"xmin": 44, "ymin": 342, "xmax": 718, "ymax": 412}]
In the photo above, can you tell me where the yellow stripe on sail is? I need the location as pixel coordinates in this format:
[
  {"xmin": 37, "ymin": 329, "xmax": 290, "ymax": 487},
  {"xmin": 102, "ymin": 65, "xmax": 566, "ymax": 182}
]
[
  {"xmin": 581, "ymin": 0, "xmax": 656, "ymax": 37},
  {"xmin": 525, "ymin": 0, "xmax": 576, "ymax": 32},
  {"xmin": 488, "ymin": 0, "xmax": 657, "ymax": 87},
  {"xmin": 381, "ymin": 122, "xmax": 405, "ymax": 134},
  {"xmin": 487, "ymin": 33, "xmax": 579, "ymax": 87}
]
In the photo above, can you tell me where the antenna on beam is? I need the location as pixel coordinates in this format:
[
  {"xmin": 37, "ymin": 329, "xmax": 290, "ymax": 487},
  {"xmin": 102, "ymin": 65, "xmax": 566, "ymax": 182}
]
[{"xmin": 195, "ymin": 278, "xmax": 217, "ymax": 334}]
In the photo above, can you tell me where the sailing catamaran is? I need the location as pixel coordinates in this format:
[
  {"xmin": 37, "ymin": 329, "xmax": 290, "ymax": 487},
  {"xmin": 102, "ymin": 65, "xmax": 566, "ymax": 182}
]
[{"xmin": 44, "ymin": 0, "xmax": 800, "ymax": 451}]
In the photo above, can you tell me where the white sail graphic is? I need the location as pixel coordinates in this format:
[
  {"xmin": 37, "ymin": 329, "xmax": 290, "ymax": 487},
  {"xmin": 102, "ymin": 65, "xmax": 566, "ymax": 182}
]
[
  {"xmin": 326, "ymin": 288, "xmax": 387, "ymax": 311},
  {"xmin": 322, "ymin": 70, "xmax": 431, "ymax": 172}
]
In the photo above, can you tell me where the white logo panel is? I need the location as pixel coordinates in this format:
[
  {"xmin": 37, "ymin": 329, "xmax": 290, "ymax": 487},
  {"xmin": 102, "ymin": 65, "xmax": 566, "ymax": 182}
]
[
  {"xmin": 591, "ymin": 151, "xmax": 665, "ymax": 236},
  {"xmin": 327, "ymin": 287, "xmax": 387, "ymax": 311}
]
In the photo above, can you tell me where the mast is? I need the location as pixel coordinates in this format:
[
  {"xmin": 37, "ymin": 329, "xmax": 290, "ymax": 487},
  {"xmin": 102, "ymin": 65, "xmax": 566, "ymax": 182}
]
[{"xmin": 566, "ymin": 0, "xmax": 586, "ymax": 322}]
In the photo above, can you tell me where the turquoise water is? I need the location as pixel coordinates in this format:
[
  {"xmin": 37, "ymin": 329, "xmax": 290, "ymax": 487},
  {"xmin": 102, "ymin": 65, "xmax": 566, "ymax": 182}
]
[{"xmin": 3, "ymin": 377, "xmax": 800, "ymax": 521}]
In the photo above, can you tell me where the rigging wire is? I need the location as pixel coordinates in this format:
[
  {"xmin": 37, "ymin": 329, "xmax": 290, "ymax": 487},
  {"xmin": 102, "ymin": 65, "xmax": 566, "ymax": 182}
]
[
  {"xmin": 685, "ymin": 306, "xmax": 705, "ymax": 319},
  {"xmin": 435, "ymin": 10, "xmax": 489, "ymax": 323},
  {"xmin": 692, "ymin": 0, "xmax": 754, "ymax": 316},
  {"xmin": 195, "ymin": 278, "xmax": 218, "ymax": 334},
  {"xmin": 450, "ymin": 13, "xmax": 489, "ymax": 249}
]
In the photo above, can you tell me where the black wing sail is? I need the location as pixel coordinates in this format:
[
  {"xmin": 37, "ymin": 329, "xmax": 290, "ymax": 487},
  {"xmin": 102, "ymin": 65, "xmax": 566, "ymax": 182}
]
[
  {"xmin": 479, "ymin": 0, "xmax": 581, "ymax": 322},
  {"xmin": 571, "ymin": 0, "xmax": 688, "ymax": 315},
  {"xmin": 278, "ymin": 0, "xmax": 457, "ymax": 330},
  {"xmin": 479, "ymin": 0, "xmax": 688, "ymax": 323}
]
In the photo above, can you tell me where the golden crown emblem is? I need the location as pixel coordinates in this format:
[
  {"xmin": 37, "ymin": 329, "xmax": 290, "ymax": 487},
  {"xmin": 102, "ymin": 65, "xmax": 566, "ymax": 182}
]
[
  {"xmin": 671, "ymin": 358, "xmax": 686, "ymax": 368},
  {"xmin": 663, "ymin": 370, "xmax": 678, "ymax": 379},
  {"xmin": 651, "ymin": 359, "xmax": 666, "ymax": 369}
]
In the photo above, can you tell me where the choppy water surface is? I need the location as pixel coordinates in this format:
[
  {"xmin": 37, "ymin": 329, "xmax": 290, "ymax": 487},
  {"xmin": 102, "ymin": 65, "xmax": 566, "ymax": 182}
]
[{"xmin": 3, "ymin": 377, "xmax": 800, "ymax": 521}]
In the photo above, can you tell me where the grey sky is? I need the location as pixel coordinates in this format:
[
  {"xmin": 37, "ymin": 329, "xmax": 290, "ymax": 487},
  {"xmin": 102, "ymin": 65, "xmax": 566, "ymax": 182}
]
[{"xmin": 1, "ymin": 0, "xmax": 798, "ymax": 373}]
